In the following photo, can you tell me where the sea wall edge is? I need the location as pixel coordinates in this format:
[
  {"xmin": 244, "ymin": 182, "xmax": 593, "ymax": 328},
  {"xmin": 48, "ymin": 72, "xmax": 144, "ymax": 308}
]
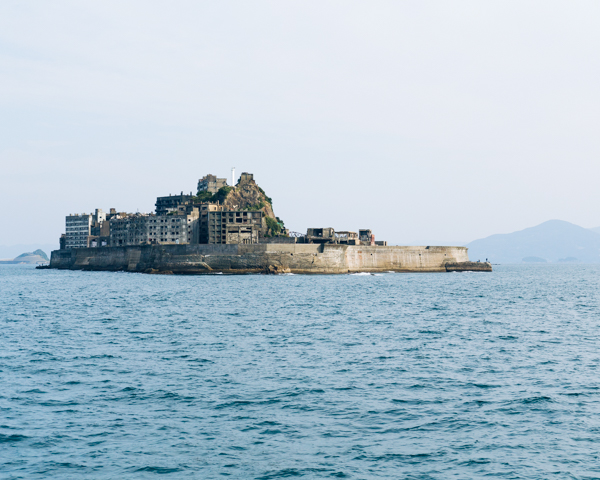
[{"xmin": 47, "ymin": 244, "xmax": 491, "ymax": 273}]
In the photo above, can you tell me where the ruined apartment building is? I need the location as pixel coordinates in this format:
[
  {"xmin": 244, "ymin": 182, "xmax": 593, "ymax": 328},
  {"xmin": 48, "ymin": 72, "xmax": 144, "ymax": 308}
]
[
  {"xmin": 110, "ymin": 210, "xmax": 199, "ymax": 247},
  {"xmin": 155, "ymin": 193, "xmax": 194, "ymax": 215},
  {"xmin": 207, "ymin": 210, "xmax": 263, "ymax": 244},
  {"xmin": 198, "ymin": 174, "xmax": 227, "ymax": 194},
  {"xmin": 197, "ymin": 203, "xmax": 224, "ymax": 243},
  {"xmin": 64, "ymin": 209, "xmax": 107, "ymax": 249}
]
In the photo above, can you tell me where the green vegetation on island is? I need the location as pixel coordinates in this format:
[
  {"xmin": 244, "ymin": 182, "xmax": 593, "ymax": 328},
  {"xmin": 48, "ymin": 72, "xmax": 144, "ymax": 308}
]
[{"xmin": 197, "ymin": 175, "xmax": 286, "ymax": 237}]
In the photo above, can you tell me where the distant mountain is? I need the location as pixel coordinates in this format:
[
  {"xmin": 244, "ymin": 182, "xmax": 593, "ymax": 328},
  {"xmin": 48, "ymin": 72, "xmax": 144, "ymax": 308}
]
[
  {"xmin": 589, "ymin": 226, "xmax": 600, "ymax": 235},
  {"xmin": 557, "ymin": 257, "xmax": 579, "ymax": 263},
  {"xmin": 522, "ymin": 256, "xmax": 547, "ymax": 263},
  {"xmin": 467, "ymin": 220, "xmax": 600, "ymax": 264},
  {"xmin": 0, "ymin": 244, "xmax": 57, "ymax": 261},
  {"xmin": 14, "ymin": 249, "xmax": 49, "ymax": 261},
  {"xmin": 0, "ymin": 249, "xmax": 49, "ymax": 264}
]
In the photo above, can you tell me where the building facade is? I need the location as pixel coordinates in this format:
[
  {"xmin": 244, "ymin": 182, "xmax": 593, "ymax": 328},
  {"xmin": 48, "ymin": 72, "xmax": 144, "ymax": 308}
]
[
  {"xmin": 197, "ymin": 203, "xmax": 223, "ymax": 243},
  {"xmin": 238, "ymin": 172, "xmax": 254, "ymax": 184},
  {"xmin": 155, "ymin": 193, "xmax": 194, "ymax": 215},
  {"xmin": 306, "ymin": 227, "xmax": 335, "ymax": 244},
  {"xmin": 109, "ymin": 210, "xmax": 199, "ymax": 247},
  {"xmin": 109, "ymin": 214, "xmax": 151, "ymax": 247},
  {"xmin": 336, "ymin": 231, "xmax": 359, "ymax": 244},
  {"xmin": 359, "ymin": 229, "xmax": 375, "ymax": 246},
  {"xmin": 64, "ymin": 209, "xmax": 108, "ymax": 249},
  {"xmin": 304, "ymin": 228, "xmax": 380, "ymax": 245},
  {"xmin": 207, "ymin": 210, "xmax": 263, "ymax": 244},
  {"xmin": 65, "ymin": 214, "xmax": 93, "ymax": 249},
  {"xmin": 197, "ymin": 174, "xmax": 227, "ymax": 194},
  {"xmin": 147, "ymin": 211, "xmax": 199, "ymax": 245}
]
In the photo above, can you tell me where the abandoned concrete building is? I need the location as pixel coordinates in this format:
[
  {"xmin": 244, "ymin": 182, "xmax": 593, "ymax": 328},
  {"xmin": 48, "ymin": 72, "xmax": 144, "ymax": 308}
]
[
  {"xmin": 64, "ymin": 209, "xmax": 109, "ymax": 249},
  {"xmin": 197, "ymin": 203, "xmax": 225, "ymax": 243},
  {"xmin": 104, "ymin": 208, "xmax": 263, "ymax": 247},
  {"xmin": 110, "ymin": 214, "xmax": 152, "ymax": 247},
  {"xmin": 359, "ymin": 229, "xmax": 373, "ymax": 244},
  {"xmin": 304, "ymin": 227, "xmax": 384, "ymax": 246},
  {"xmin": 155, "ymin": 193, "xmax": 194, "ymax": 215},
  {"xmin": 110, "ymin": 209, "xmax": 200, "ymax": 247},
  {"xmin": 306, "ymin": 228, "xmax": 335, "ymax": 244},
  {"xmin": 65, "ymin": 214, "xmax": 93, "ymax": 249},
  {"xmin": 198, "ymin": 174, "xmax": 228, "ymax": 194},
  {"xmin": 336, "ymin": 231, "xmax": 359, "ymax": 245},
  {"xmin": 207, "ymin": 210, "xmax": 263, "ymax": 244},
  {"xmin": 238, "ymin": 172, "xmax": 254, "ymax": 184}
]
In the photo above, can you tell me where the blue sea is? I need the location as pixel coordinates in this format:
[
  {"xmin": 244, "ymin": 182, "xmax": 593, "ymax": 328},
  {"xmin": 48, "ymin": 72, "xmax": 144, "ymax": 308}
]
[{"xmin": 2, "ymin": 265, "xmax": 600, "ymax": 479}]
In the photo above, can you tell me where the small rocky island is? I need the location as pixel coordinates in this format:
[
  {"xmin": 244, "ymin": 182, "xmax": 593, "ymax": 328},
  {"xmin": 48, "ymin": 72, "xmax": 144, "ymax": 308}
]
[
  {"xmin": 1, "ymin": 249, "xmax": 49, "ymax": 265},
  {"xmin": 46, "ymin": 172, "xmax": 491, "ymax": 274}
]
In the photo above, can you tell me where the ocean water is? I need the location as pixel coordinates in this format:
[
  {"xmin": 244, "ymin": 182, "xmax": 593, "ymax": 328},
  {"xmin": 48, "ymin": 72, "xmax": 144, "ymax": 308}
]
[{"xmin": 1, "ymin": 265, "xmax": 600, "ymax": 479}]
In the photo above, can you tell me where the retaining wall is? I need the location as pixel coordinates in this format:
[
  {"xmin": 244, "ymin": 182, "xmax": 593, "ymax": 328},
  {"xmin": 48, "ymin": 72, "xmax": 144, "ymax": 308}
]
[{"xmin": 48, "ymin": 244, "xmax": 484, "ymax": 273}]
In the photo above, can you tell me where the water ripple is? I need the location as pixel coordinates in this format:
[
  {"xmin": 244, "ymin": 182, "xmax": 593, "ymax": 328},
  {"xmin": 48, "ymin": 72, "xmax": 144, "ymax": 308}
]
[{"xmin": 1, "ymin": 264, "xmax": 600, "ymax": 479}]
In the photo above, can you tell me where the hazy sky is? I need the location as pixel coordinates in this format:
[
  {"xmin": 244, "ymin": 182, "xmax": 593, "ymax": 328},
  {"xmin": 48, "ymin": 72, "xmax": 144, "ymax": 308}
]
[{"xmin": 2, "ymin": 1, "xmax": 600, "ymax": 247}]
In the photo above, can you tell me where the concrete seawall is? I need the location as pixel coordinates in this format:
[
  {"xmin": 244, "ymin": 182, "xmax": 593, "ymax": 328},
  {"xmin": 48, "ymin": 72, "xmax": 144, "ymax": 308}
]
[{"xmin": 47, "ymin": 244, "xmax": 491, "ymax": 273}]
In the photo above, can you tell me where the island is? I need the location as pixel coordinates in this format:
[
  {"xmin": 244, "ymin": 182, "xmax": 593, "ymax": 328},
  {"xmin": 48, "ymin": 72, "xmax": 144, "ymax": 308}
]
[
  {"xmin": 1, "ymin": 249, "xmax": 49, "ymax": 265},
  {"xmin": 44, "ymin": 172, "xmax": 491, "ymax": 274}
]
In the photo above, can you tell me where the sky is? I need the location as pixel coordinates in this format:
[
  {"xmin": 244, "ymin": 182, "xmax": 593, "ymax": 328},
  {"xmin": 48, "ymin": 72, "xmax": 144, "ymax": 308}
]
[{"xmin": 1, "ymin": 1, "xmax": 600, "ymax": 248}]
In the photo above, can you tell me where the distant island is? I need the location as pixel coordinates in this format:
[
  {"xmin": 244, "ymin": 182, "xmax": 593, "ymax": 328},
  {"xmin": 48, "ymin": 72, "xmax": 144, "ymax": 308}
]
[
  {"xmin": 522, "ymin": 256, "xmax": 547, "ymax": 263},
  {"xmin": 0, "ymin": 249, "xmax": 49, "ymax": 265},
  {"xmin": 467, "ymin": 220, "xmax": 600, "ymax": 263}
]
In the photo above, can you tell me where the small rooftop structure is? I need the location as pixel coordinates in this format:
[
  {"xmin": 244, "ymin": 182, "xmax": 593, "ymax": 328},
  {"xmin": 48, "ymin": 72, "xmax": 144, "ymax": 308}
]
[
  {"xmin": 359, "ymin": 229, "xmax": 375, "ymax": 246},
  {"xmin": 336, "ymin": 231, "xmax": 359, "ymax": 245},
  {"xmin": 304, "ymin": 227, "xmax": 382, "ymax": 245},
  {"xmin": 238, "ymin": 172, "xmax": 254, "ymax": 184},
  {"xmin": 306, "ymin": 227, "xmax": 335, "ymax": 244}
]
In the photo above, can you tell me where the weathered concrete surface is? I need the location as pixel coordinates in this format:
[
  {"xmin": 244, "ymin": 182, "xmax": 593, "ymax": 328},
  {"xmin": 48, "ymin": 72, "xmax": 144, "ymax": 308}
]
[{"xmin": 48, "ymin": 244, "xmax": 490, "ymax": 274}]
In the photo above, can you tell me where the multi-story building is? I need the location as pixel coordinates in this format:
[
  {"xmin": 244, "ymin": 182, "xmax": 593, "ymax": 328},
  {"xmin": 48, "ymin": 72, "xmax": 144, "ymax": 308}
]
[
  {"xmin": 155, "ymin": 192, "xmax": 194, "ymax": 215},
  {"xmin": 65, "ymin": 213, "xmax": 93, "ymax": 248},
  {"xmin": 207, "ymin": 210, "xmax": 263, "ymax": 244},
  {"xmin": 91, "ymin": 209, "xmax": 109, "ymax": 237},
  {"xmin": 197, "ymin": 203, "xmax": 223, "ymax": 243},
  {"xmin": 65, "ymin": 209, "xmax": 108, "ymax": 249},
  {"xmin": 147, "ymin": 211, "xmax": 199, "ymax": 245},
  {"xmin": 109, "ymin": 214, "xmax": 152, "ymax": 247},
  {"xmin": 110, "ymin": 210, "xmax": 200, "ymax": 247},
  {"xmin": 197, "ymin": 174, "xmax": 227, "ymax": 194}
]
